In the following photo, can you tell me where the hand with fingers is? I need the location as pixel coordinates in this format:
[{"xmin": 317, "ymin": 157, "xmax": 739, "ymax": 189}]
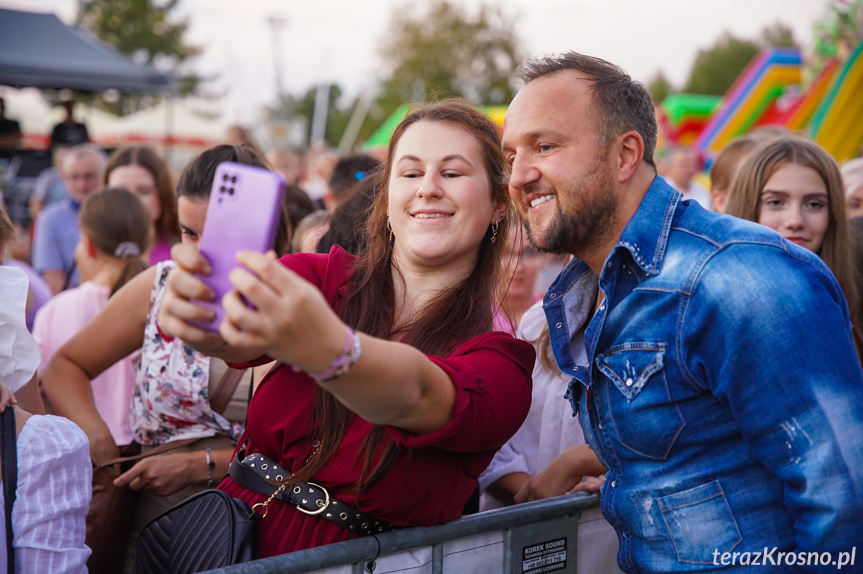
[
  {"xmin": 114, "ymin": 451, "xmax": 206, "ymax": 497},
  {"xmin": 158, "ymin": 243, "xmax": 229, "ymax": 352},
  {"xmin": 220, "ymin": 250, "xmax": 348, "ymax": 374},
  {"xmin": 0, "ymin": 380, "xmax": 18, "ymax": 412},
  {"xmin": 568, "ymin": 474, "xmax": 606, "ymax": 494}
]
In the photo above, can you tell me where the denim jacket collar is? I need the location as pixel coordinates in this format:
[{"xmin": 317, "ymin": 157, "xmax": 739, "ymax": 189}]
[{"xmin": 611, "ymin": 175, "xmax": 680, "ymax": 277}]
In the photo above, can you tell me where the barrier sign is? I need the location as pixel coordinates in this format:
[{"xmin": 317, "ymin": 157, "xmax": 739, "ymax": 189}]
[{"xmin": 523, "ymin": 537, "xmax": 567, "ymax": 573}]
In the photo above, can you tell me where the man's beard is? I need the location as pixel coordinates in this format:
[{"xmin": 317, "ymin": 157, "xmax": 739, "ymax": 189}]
[{"xmin": 522, "ymin": 159, "xmax": 618, "ymax": 257}]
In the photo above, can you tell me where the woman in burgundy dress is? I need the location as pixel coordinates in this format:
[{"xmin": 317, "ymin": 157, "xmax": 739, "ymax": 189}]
[{"xmin": 158, "ymin": 99, "xmax": 536, "ymax": 558}]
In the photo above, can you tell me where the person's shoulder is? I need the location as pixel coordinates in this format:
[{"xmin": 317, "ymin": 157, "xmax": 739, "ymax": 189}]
[
  {"xmin": 515, "ymin": 299, "xmax": 546, "ymax": 341},
  {"xmin": 672, "ymin": 204, "xmax": 783, "ymax": 249},
  {"xmin": 17, "ymin": 413, "xmax": 89, "ymax": 454},
  {"xmin": 278, "ymin": 245, "xmax": 356, "ymax": 287},
  {"xmin": 453, "ymin": 330, "xmax": 536, "ymax": 365},
  {"xmin": 694, "ymin": 231, "xmax": 841, "ymax": 314},
  {"xmin": 36, "ymin": 198, "xmax": 74, "ymax": 222}
]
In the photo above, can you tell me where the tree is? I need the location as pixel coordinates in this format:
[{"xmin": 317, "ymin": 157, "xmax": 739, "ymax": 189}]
[
  {"xmin": 646, "ymin": 72, "xmax": 672, "ymax": 104},
  {"xmin": 761, "ymin": 22, "xmax": 797, "ymax": 49},
  {"xmin": 682, "ymin": 24, "xmax": 801, "ymax": 97},
  {"xmin": 377, "ymin": 1, "xmax": 523, "ymax": 118},
  {"xmin": 683, "ymin": 33, "xmax": 760, "ymax": 96},
  {"xmin": 75, "ymin": 0, "xmax": 202, "ymax": 114}
]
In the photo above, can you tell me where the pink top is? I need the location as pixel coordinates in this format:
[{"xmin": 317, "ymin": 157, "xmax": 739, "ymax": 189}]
[
  {"xmin": 219, "ymin": 247, "xmax": 535, "ymax": 558},
  {"xmin": 148, "ymin": 234, "xmax": 173, "ymax": 265},
  {"xmin": 33, "ymin": 282, "xmax": 137, "ymax": 446}
]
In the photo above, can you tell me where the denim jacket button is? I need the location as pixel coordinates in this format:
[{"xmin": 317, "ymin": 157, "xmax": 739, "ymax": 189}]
[
  {"xmin": 611, "ymin": 480, "xmax": 617, "ymax": 487},
  {"xmin": 625, "ymin": 377, "xmax": 633, "ymax": 387},
  {"xmin": 549, "ymin": 292, "xmax": 557, "ymax": 299},
  {"xmin": 555, "ymin": 322, "xmax": 562, "ymax": 328}
]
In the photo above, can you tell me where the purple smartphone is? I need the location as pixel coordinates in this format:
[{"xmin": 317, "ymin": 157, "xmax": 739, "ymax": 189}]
[{"xmin": 193, "ymin": 161, "xmax": 285, "ymax": 332}]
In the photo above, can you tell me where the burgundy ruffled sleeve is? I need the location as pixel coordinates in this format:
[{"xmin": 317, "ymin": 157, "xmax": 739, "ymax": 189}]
[{"xmin": 384, "ymin": 331, "xmax": 535, "ymax": 453}]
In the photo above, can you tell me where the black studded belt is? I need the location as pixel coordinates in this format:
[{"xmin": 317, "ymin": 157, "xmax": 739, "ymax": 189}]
[{"xmin": 229, "ymin": 451, "xmax": 402, "ymax": 536}]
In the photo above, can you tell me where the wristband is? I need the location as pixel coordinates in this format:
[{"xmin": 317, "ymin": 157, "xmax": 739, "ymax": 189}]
[
  {"xmin": 306, "ymin": 327, "xmax": 362, "ymax": 383},
  {"xmin": 205, "ymin": 448, "xmax": 215, "ymax": 487}
]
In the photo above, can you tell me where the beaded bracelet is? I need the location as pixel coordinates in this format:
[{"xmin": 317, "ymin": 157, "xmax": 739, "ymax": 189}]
[{"xmin": 306, "ymin": 326, "xmax": 362, "ymax": 383}]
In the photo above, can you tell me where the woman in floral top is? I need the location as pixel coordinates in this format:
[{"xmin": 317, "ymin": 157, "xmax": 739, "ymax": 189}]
[{"xmin": 41, "ymin": 144, "xmax": 289, "ymax": 572}]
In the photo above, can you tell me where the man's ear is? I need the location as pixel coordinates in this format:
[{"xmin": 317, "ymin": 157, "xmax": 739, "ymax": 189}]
[{"xmin": 616, "ymin": 131, "xmax": 645, "ymax": 184}]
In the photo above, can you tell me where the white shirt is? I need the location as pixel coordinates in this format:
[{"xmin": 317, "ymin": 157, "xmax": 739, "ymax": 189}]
[{"xmin": 0, "ymin": 415, "xmax": 91, "ymax": 573}]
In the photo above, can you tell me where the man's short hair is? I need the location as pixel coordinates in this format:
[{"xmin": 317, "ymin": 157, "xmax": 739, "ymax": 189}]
[
  {"xmin": 63, "ymin": 143, "xmax": 107, "ymax": 172},
  {"xmin": 517, "ymin": 52, "xmax": 658, "ymax": 168}
]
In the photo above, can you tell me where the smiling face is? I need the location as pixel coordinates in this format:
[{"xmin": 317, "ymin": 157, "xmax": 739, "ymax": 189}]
[
  {"xmin": 107, "ymin": 164, "xmax": 162, "ymax": 224},
  {"xmin": 387, "ymin": 120, "xmax": 502, "ymax": 272},
  {"xmin": 503, "ymin": 71, "xmax": 618, "ymax": 256},
  {"xmin": 758, "ymin": 163, "xmax": 830, "ymax": 254}
]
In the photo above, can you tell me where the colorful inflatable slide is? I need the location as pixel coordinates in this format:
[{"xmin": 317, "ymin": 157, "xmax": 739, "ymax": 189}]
[
  {"xmin": 811, "ymin": 42, "xmax": 863, "ymax": 163},
  {"xmin": 695, "ymin": 48, "xmax": 802, "ymax": 158}
]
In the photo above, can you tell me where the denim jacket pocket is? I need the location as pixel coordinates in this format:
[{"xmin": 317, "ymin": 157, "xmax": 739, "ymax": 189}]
[
  {"xmin": 596, "ymin": 342, "xmax": 685, "ymax": 459},
  {"xmin": 658, "ymin": 480, "xmax": 742, "ymax": 564}
]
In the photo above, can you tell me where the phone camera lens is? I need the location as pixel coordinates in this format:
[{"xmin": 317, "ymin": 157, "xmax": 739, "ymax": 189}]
[
  {"xmin": 220, "ymin": 186, "xmax": 226, "ymax": 193},
  {"xmin": 222, "ymin": 174, "xmax": 229, "ymax": 182},
  {"xmin": 228, "ymin": 187, "xmax": 235, "ymax": 195},
  {"xmin": 231, "ymin": 176, "xmax": 237, "ymax": 184}
]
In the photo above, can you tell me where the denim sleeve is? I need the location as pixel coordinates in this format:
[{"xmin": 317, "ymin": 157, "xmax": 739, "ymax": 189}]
[{"xmin": 680, "ymin": 243, "xmax": 863, "ymax": 551}]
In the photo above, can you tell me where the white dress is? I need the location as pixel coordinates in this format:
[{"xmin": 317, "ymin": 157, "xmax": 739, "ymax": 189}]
[{"xmin": 0, "ymin": 415, "xmax": 91, "ymax": 573}]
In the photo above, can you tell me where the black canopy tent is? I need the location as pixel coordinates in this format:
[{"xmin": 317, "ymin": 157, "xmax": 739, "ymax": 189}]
[{"xmin": 0, "ymin": 7, "xmax": 172, "ymax": 92}]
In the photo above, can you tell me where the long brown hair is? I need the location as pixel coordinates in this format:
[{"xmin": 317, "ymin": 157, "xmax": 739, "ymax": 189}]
[
  {"xmin": 291, "ymin": 99, "xmax": 514, "ymax": 493},
  {"xmin": 79, "ymin": 187, "xmax": 151, "ymax": 296},
  {"xmin": 104, "ymin": 145, "xmax": 179, "ymax": 246},
  {"xmin": 726, "ymin": 136, "xmax": 860, "ymax": 354}
]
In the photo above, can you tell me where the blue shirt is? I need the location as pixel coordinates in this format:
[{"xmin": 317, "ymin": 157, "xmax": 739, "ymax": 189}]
[
  {"xmin": 32, "ymin": 198, "xmax": 80, "ymax": 288},
  {"xmin": 545, "ymin": 176, "xmax": 863, "ymax": 573}
]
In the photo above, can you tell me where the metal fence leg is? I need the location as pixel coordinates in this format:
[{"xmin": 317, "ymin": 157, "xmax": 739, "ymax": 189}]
[{"xmin": 431, "ymin": 543, "xmax": 444, "ymax": 574}]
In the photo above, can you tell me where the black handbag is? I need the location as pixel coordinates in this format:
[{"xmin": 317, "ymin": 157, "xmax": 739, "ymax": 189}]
[
  {"xmin": 133, "ymin": 489, "xmax": 261, "ymax": 574},
  {"xmin": 2, "ymin": 407, "xmax": 17, "ymax": 574}
]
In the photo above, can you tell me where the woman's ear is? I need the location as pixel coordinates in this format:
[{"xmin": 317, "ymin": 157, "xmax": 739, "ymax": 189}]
[
  {"xmin": 490, "ymin": 194, "xmax": 508, "ymax": 225},
  {"xmin": 84, "ymin": 235, "xmax": 98, "ymax": 258}
]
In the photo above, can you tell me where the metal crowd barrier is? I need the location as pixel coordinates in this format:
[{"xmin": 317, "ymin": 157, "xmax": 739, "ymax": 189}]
[{"xmin": 204, "ymin": 492, "xmax": 622, "ymax": 574}]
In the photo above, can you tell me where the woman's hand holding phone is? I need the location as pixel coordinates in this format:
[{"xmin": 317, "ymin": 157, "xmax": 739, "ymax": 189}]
[
  {"xmin": 220, "ymin": 249, "xmax": 348, "ymax": 375},
  {"xmin": 158, "ymin": 243, "xmax": 231, "ymax": 353}
]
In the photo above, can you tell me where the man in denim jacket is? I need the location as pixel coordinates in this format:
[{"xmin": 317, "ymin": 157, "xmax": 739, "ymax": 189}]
[{"xmin": 502, "ymin": 51, "xmax": 863, "ymax": 573}]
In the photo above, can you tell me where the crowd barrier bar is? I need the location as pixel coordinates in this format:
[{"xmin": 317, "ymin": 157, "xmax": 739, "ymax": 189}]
[{"xmin": 203, "ymin": 492, "xmax": 619, "ymax": 574}]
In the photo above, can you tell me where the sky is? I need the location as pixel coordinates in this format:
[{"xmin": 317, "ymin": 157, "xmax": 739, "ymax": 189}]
[{"xmin": 0, "ymin": 0, "xmax": 838, "ymax": 125}]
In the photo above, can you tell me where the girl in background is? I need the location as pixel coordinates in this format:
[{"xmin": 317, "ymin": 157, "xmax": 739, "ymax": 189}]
[
  {"xmin": 33, "ymin": 187, "xmax": 150, "ymax": 446},
  {"xmin": 726, "ymin": 136, "xmax": 862, "ymax": 359},
  {"xmin": 103, "ymin": 145, "xmax": 179, "ymax": 265}
]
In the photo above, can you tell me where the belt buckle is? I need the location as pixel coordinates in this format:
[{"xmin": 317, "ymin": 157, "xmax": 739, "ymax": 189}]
[{"xmin": 295, "ymin": 481, "xmax": 331, "ymax": 516}]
